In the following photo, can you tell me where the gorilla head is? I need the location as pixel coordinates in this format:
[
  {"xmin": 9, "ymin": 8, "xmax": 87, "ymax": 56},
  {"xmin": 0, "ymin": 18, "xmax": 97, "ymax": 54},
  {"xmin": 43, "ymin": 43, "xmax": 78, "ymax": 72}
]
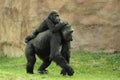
[
  {"xmin": 48, "ymin": 10, "xmax": 60, "ymax": 24},
  {"xmin": 62, "ymin": 25, "xmax": 74, "ymax": 42}
]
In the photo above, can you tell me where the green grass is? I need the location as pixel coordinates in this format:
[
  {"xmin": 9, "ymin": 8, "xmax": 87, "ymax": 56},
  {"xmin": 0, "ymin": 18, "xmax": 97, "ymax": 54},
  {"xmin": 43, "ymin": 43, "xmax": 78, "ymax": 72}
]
[{"xmin": 0, "ymin": 51, "xmax": 120, "ymax": 80}]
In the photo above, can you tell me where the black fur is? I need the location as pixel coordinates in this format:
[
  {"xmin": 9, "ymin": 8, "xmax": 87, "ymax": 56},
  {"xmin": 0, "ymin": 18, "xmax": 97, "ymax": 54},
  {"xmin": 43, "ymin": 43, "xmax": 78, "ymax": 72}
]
[
  {"xmin": 25, "ymin": 10, "xmax": 68, "ymax": 43},
  {"xmin": 25, "ymin": 26, "xmax": 74, "ymax": 76}
]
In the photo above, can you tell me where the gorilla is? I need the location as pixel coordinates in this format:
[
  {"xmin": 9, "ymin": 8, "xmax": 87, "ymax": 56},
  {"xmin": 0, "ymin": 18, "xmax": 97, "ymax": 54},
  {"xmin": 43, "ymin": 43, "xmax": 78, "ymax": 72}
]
[
  {"xmin": 25, "ymin": 25, "xmax": 74, "ymax": 76},
  {"xmin": 25, "ymin": 10, "xmax": 68, "ymax": 43}
]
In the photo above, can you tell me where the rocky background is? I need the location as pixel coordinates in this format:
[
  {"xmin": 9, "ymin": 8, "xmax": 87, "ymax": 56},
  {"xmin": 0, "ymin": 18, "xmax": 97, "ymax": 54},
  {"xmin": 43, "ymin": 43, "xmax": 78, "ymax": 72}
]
[{"xmin": 0, "ymin": 0, "xmax": 120, "ymax": 57}]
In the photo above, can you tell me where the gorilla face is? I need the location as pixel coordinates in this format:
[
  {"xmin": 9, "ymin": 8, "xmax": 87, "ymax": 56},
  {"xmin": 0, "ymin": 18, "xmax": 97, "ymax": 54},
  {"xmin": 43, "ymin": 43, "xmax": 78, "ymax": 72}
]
[
  {"xmin": 62, "ymin": 26, "xmax": 73, "ymax": 42},
  {"xmin": 52, "ymin": 14, "xmax": 60, "ymax": 24},
  {"xmin": 48, "ymin": 11, "xmax": 60, "ymax": 24}
]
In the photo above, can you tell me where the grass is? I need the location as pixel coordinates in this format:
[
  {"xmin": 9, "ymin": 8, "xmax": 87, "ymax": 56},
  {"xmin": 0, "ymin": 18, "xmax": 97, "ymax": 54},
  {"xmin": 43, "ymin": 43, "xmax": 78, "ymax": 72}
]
[{"xmin": 0, "ymin": 51, "xmax": 120, "ymax": 80}]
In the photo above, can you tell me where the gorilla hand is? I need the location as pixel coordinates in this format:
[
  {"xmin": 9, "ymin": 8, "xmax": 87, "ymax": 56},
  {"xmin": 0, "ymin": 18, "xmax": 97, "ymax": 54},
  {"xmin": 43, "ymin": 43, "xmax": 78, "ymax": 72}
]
[
  {"xmin": 61, "ymin": 20, "xmax": 68, "ymax": 26},
  {"xmin": 52, "ymin": 21, "xmax": 68, "ymax": 33},
  {"xmin": 25, "ymin": 34, "xmax": 36, "ymax": 43}
]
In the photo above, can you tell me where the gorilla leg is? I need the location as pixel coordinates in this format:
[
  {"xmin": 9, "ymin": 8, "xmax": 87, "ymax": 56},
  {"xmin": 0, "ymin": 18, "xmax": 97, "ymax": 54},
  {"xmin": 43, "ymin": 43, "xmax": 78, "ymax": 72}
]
[
  {"xmin": 25, "ymin": 44, "xmax": 36, "ymax": 74},
  {"xmin": 38, "ymin": 59, "xmax": 51, "ymax": 74},
  {"xmin": 50, "ymin": 33, "xmax": 74, "ymax": 76},
  {"xmin": 60, "ymin": 53, "xmax": 69, "ymax": 75},
  {"xmin": 60, "ymin": 42, "xmax": 70, "ymax": 75},
  {"xmin": 53, "ymin": 55, "xmax": 74, "ymax": 76}
]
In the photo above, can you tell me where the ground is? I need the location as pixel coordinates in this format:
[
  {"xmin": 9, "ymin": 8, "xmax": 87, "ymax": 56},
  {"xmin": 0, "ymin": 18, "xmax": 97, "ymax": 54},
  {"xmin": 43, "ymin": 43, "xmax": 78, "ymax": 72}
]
[{"xmin": 0, "ymin": 51, "xmax": 120, "ymax": 80}]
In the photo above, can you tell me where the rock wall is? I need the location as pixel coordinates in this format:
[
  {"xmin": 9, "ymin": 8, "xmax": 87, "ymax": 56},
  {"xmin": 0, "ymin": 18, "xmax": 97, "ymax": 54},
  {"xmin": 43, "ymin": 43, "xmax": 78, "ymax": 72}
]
[{"xmin": 0, "ymin": 0, "xmax": 120, "ymax": 56}]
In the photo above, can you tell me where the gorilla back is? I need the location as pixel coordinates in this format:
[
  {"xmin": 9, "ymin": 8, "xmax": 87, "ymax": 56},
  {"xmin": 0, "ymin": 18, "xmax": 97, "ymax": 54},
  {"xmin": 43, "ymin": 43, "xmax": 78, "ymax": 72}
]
[
  {"xmin": 30, "ymin": 30, "xmax": 52, "ymax": 59},
  {"xmin": 32, "ymin": 30, "xmax": 51, "ymax": 50},
  {"xmin": 25, "ymin": 26, "xmax": 74, "ymax": 76}
]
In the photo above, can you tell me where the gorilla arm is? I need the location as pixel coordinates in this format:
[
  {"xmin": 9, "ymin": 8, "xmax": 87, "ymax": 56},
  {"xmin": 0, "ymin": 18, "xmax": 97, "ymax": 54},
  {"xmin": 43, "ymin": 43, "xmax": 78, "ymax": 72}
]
[
  {"xmin": 24, "ymin": 21, "xmax": 47, "ymax": 43},
  {"xmin": 49, "ymin": 32, "xmax": 61, "ymax": 60},
  {"xmin": 49, "ymin": 32, "xmax": 74, "ymax": 76},
  {"xmin": 31, "ymin": 19, "xmax": 65, "ymax": 35},
  {"xmin": 52, "ymin": 21, "xmax": 68, "ymax": 33},
  {"xmin": 45, "ymin": 19, "xmax": 68, "ymax": 33},
  {"xmin": 61, "ymin": 42, "xmax": 71, "ymax": 63},
  {"xmin": 60, "ymin": 42, "xmax": 71, "ymax": 75},
  {"xmin": 24, "ymin": 19, "xmax": 52, "ymax": 43}
]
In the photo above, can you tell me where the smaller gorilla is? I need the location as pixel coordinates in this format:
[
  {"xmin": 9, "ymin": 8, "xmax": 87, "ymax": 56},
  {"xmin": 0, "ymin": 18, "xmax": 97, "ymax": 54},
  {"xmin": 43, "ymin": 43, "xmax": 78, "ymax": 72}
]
[
  {"xmin": 25, "ymin": 10, "xmax": 68, "ymax": 43},
  {"xmin": 25, "ymin": 25, "xmax": 74, "ymax": 76}
]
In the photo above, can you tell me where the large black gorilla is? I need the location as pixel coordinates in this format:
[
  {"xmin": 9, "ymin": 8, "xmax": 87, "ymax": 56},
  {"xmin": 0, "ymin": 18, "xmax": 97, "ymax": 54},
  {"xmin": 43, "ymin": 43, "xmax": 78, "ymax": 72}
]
[
  {"xmin": 25, "ymin": 10, "xmax": 74, "ymax": 76},
  {"xmin": 25, "ymin": 25, "xmax": 74, "ymax": 76}
]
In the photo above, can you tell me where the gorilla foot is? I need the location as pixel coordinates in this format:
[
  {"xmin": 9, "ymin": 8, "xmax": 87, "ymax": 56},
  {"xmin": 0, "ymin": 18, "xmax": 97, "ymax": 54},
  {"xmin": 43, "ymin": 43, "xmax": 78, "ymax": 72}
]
[
  {"xmin": 64, "ymin": 64, "xmax": 74, "ymax": 76},
  {"xmin": 26, "ymin": 69, "xmax": 34, "ymax": 74},
  {"xmin": 38, "ymin": 70, "xmax": 48, "ymax": 74},
  {"xmin": 27, "ymin": 71, "xmax": 34, "ymax": 74},
  {"xmin": 60, "ymin": 69, "xmax": 67, "ymax": 76},
  {"xmin": 66, "ymin": 67, "xmax": 74, "ymax": 76}
]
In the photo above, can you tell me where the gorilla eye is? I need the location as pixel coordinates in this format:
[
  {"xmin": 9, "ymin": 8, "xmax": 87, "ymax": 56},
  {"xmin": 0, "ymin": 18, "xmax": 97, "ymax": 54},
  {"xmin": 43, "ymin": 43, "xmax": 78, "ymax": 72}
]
[
  {"xmin": 56, "ymin": 15, "xmax": 59, "ymax": 17},
  {"xmin": 55, "ymin": 13, "xmax": 59, "ymax": 16}
]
